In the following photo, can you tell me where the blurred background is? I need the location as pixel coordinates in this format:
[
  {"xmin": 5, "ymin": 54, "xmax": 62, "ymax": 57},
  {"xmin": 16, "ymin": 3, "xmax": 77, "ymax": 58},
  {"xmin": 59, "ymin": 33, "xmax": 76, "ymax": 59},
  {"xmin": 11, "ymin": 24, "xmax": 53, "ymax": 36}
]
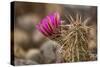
[{"xmin": 11, "ymin": 2, "xmax": 97, "ymax": 65}]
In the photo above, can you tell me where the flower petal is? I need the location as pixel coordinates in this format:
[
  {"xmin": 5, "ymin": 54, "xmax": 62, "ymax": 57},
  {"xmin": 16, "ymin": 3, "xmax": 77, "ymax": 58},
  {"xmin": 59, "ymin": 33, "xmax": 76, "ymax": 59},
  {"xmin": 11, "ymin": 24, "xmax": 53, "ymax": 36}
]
[
  {"xmin": 46, "ymin": 16, "xmax": 54, "ymax": 31},
  {"xmin": 36, "ymin": 24, "xmax": 48, "ymax": 36},
  {"xmin": 54, "ymin": 12, "xmax": 61, "ymax": 27},
  {"xmin": 41, "ymin": 24, "xmax": 52, "ymax": 36},
  {"xmin": 42, "ymin": 18, "xmax": 52, "ymax": 33},
  {"xmin": 48, "ymin": 14, "xmax": 55, "ymax": 26}
]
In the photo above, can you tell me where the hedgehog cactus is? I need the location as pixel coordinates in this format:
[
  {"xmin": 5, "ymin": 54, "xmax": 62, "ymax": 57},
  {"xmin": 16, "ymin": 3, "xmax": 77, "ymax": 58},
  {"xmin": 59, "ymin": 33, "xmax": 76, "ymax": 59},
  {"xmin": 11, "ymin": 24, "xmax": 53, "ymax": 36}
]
[
  {"xmin": 36, "ymin": 12, "xmax": 91, "ymax": 62},
  {"xmin": 59, "ymin": 14, "xmax": 91, "ymax": 62}
]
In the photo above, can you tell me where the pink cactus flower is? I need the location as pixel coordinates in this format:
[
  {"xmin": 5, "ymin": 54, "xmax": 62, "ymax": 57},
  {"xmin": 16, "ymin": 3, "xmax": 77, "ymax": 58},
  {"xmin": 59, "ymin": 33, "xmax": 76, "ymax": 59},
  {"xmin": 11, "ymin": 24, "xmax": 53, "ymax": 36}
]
[{"xmin": 36, "ymin": 12, "xmax": 61, "ymax": 37}]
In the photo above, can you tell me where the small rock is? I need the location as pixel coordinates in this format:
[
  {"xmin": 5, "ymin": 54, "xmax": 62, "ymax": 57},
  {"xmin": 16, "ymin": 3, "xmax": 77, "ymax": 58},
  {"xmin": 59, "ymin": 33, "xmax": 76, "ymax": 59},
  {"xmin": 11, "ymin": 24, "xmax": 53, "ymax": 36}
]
[
  {"xmin": 14, "ymin": 28, "xmax": 29, "ymax": 45},
  {"xmin": 17, "ymin": 14, "xmax": 40, "ymax": 31},
  {"xmin": 40, "ymin": 40, "xmax": 64, "ymax": 64},
  {"xmin": 14, "ymin": 58, "xmax": 38, "ymax": 66},
  {"xmin": 89, "ymin": 53, "xmax": 97, "ymax": 61},
  {"xmin": 25, "ymin": 49, "xmax": 43, "ymax": 64},
  {"xmin": 88, "ymin": 40, "xmax": 97, "ymax": 51},
  {"xmin": 14, "ymin": 45, "xmax": 26, "ymax": 58}
]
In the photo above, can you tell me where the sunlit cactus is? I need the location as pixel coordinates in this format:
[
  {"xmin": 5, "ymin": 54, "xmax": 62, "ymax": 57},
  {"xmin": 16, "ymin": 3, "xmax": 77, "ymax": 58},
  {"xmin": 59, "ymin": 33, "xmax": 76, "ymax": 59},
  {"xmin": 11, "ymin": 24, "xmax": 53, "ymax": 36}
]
[
  {"xmin": 58, "ymin": 14, "xmax": 91, "ymax": 62},
  {"xmin": 36, "ymin": 12, "xmax": 91, "ymax": 62}
]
